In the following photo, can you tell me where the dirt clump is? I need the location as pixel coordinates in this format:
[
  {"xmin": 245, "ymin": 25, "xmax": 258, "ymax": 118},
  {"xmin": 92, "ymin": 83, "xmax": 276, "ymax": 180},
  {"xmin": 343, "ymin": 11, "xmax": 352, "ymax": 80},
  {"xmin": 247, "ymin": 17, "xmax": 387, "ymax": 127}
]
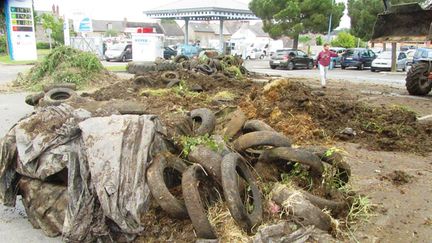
[
  {"xmin": 239, "ymin": 79, "xmax": 432, "ymax": 154},
  {"xmin": 382, "ymin": 170, "xmax": 414, "ymax": 186}
]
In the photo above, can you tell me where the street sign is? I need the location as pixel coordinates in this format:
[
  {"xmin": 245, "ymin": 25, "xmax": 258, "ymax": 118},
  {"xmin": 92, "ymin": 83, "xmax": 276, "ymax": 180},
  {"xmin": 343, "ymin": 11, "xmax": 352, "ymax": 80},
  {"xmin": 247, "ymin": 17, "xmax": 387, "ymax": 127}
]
[
  {"xmin": 72, "ymin": 12, "xmax": 93, "ymax": 33},
  {"xmin": 5, "ymin": 0, "xmax": 37, "ymax": 61}
]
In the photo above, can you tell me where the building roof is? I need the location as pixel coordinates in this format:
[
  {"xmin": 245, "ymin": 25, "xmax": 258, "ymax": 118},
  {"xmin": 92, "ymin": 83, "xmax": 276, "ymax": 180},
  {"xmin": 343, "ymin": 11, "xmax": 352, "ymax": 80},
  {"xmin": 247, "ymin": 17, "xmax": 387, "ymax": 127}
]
[
  {"xmin": 189, "ymin": 22, "xmax": 215, "ymax": 33},
  {"xmin": 144, "ymin": 0, "xmax": 257, "ymax": 21},
  {"xmin": 92, "ymin": 20, "xmax": 124, "ymax": 32},
  {"xmin": 210, "ymin": 24, "xmax": 230, "ymax": 35},
  {"xmin": 160, "ymin": 22, "xmax": 184, "ymax": 37}
]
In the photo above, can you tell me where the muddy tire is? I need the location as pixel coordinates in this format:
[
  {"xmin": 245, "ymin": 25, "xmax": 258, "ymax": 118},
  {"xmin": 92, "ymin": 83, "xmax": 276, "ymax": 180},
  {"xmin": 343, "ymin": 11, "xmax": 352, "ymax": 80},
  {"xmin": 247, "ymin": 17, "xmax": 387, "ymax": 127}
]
[
  {"xmin": 42, "ymin": 83, "xmax": 77, "ymax": 93},
  {"xmin": 301, "ymin": 190, "xmax": 346, "ymax": 213},
  {"xmin": 166, "ymin": 79, "xmax": 181, "ymax": 88},
  {"xmin": 174, "ymin": 55, "xmax": 189, "ymax": 63},
  {"xmin": 147, "ymin": 152, "xmax": 189, "ymax": 219},
  {"xmin": 190, "ymin": 108, "xmax": 216, "ymax": 136},
  {"xmin": 221, "ymin": 153, "xmax": 263, "ymax": 233},
  {"xmin": 182, "ymin": 164, "xmax": 218, "ymax": 239},
  {"xmin": 406, "ymin": 62, "xmax": 432, "ymax": 95},
  {"xmin": 188, "ymin": 145, "xmax": 223, "ymax": 183},
  {"xmin": 239, "ymin": 66, "xmax": 248, "ymax": 75},
  {"xmin": 25, "ymin": 92, "xmax": 45, "ymax": 106},
  {"xmin": 161, "ymin": 71, "xmax": 180, "ymax": 83},
  {"xmin": 232, "ymin": 131, "xmax": 292, "ymax": 152},
  {"xmin": 304, "ymin": 146, "xmax": 351, "ymax": 184},
  {"xmin": 43, "ymin": 87, "xmax": 77, "ymax": 106},
  {"xmin": 243, "ymin": 120, "xmax": 276, "ymax": 133},
  {"xmin": 197, "ymin": 64, "xmax": 214, "ymax": 75},
  {"xmin": 133, "ymin": 76, "xmax": 154, "ymax": 86},
  {"xmin": 259, "ymin": 147, "xmax": 324, "ymax": 178},
  {"xmin": 224, "ymin": 109, "xmax": 247, "ymax": 140},
  {"xmin": 156, "ymin": 62, "xmax": 178, "ymax": 72}
]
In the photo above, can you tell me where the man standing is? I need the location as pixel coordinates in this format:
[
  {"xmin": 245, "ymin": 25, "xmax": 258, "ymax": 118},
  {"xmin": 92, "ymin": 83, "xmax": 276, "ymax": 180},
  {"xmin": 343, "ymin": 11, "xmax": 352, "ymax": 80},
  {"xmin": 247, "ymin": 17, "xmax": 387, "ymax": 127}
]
[{"xmin": 317, "ymin": 44, "xmax": 339, "ymax": 88}]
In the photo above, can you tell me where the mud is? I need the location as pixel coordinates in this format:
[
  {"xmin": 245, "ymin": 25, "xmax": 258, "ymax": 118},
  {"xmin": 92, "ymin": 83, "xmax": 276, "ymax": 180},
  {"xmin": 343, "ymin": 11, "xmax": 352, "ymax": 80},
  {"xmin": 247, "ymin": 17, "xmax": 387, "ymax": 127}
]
[
  {"xmin": 239, "ymin": 79, "xmax": 432, "ymax": 154},
  {"xmin": 382, "ymin": 170, "xmax": 414, "ymax": 186}
]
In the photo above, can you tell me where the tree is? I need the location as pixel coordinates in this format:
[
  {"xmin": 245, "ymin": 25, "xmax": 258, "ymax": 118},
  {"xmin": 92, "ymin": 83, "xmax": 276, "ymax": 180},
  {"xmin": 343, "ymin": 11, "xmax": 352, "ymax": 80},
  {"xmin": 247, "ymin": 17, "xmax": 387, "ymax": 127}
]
[
  {"xmin": 348, "ymin": 0, "xmax": 427, "ymax": 41},
  {"xmin": 331, "ymin": 31, "xmax": 356, "ymax": 48},
  {"xmin": 40, "ymin": 13, "xmax": 64, "ymax": 45},
  {"xmin": 249, "ymin": 0, "xmax": 345, "ymax": 49},
  {"xmin": 316, "ymin": 35, "xmax": 324, "ymax": 45},
  {"xmin": 104, "ymin": 29, "xmax": 119, "ymax": 37}
]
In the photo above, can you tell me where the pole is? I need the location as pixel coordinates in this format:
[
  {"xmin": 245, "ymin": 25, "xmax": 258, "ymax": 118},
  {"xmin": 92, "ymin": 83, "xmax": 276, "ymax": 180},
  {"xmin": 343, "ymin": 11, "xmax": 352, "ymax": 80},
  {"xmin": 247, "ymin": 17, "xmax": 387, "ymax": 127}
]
[
  {"xmin": 184, "ymin": 18, "xmax": 189, "ymax": 45},
  {"xmin": 391, "ymin": 42, "xmax": 397, "ymax": 72},
  {"xmin": 219, "ymin": 18, "xmax": 224, "ymax": 54},
  {"xmin": 49, "ymin": 33, "xmax": 52, "ymax": 50},
  {"xmin": 63, "ymin": 16, "xmax": 71, "ymax": 46}
]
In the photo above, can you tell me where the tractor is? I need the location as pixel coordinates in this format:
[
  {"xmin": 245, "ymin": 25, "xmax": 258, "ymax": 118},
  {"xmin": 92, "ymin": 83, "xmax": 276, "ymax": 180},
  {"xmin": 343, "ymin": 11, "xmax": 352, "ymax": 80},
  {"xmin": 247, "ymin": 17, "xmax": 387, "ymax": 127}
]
[{"xmin": 372, "ymin": 0, "xmax": 432, "ymax": 95}]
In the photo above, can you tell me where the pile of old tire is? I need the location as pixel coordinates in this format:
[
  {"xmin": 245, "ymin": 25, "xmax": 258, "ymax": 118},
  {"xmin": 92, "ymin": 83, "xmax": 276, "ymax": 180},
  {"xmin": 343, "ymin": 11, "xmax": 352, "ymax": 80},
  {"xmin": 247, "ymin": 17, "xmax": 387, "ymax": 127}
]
[
  {"xmin": 127, "ymin": 61, "xmax": 179, "ymax": 74},
  {"xmin": 145, "ymin": 108, "xmax": 351, "ymax": 240},
  {"xmin": 25, "ymin": 83, "xmax": 78, "ymax": 107}
]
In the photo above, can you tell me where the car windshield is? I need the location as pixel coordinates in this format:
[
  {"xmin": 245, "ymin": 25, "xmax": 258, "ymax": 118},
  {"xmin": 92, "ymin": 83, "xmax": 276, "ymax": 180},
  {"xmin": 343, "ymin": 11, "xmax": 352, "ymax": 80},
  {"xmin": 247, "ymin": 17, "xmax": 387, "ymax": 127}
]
[
  {"xmin": 109, "ymin": 44, "xmax": 126, "ymax": 51},
  {"xmin": 345, "ymin": 50, "xmax": 357, "ymax": 56}
]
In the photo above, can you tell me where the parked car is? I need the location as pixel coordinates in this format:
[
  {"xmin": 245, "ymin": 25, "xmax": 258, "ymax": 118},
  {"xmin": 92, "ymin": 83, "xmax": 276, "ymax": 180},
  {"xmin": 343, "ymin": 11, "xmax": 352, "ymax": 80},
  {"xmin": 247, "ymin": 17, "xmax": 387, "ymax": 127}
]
[
  {"xmin": 341, "ymin": 48, "xmax": 377, "ymax": 70},
  {"xmin": 269, "ymin": 49, "xmax": 314, "ymax": 70},
  {"xmin": 246, "ymin": 48, "xmax": 265, "ymax": 59},
  {"xmin": 371, "ymin": 51, "xmax": 408, "ymax": 72},
  {"xmin": 412, "ymin": 48, "xmax": 432, "ymax": 64},
  {"xmin": 329, "ymin": 47, "xmax": 346, "ymax": 68},
  {"xmin": 163, "ymin": 47, "xmax": 177, "ymax": 59},
  {"xmin": 105, "ymin": 43, "xmax": 132, "ymax": 62},
  {"xmin": 405, "ymin": 49, "xmax": 416, "ymax": 66}
]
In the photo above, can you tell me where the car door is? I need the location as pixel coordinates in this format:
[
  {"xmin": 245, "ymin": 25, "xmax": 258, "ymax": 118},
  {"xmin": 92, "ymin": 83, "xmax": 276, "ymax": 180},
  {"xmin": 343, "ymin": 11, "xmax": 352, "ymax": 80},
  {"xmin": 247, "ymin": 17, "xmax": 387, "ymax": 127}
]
[
  {"xmin": 125, "ymin": 45, "xmax": 132, "ymax": 60},
  {"xmin": 366, "ymin": 50, "xmax": 376, "ymax": 67},
  {"xmin": 296, "ymin": 50, "xmax": 307, "ymax": 67},
  {"xmin": 398, "ymin": 52, "xmax": 407, "ymax": 69}
]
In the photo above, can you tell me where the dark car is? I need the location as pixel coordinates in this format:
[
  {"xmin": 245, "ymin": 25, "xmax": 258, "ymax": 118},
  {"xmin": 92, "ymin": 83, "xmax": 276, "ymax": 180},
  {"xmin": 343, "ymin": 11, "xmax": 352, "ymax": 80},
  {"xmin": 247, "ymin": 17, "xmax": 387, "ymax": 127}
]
[
  {"xmin": 412, "ymin": 48, "xmax": 432, "ymax": 64},
  {"xmin": 269, "ymin": 49, "xmax": 314, "ymax": 70},
  {"xmin": 163, "ymin": 47, "xmax": 177, "ymax": 60},
  {"xmin": 341, "ymin": 48, "xmax": 377, "ymax": 70}
]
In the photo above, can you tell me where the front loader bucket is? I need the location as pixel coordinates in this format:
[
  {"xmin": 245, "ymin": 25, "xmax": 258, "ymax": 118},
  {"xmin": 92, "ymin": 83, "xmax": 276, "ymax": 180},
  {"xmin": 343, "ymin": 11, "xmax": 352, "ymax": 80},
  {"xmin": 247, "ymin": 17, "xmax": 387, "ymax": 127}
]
[{"xmin": 371, "ymin": 3, "xmax": 432, "ymax": 42}]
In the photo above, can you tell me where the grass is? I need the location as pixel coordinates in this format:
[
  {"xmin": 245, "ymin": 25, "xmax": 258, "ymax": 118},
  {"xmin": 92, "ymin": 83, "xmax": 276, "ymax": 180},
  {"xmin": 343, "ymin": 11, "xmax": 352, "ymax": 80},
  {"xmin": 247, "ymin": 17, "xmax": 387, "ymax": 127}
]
[
  {"xmin": 0, "ymin": 49, "xmax": 51, "ymax": 65},
  {"xmin": 178, "ymin": 134, "xmax": 221, "ymax": 157},
  {"xmin": 106, "ymin": 65, "xmax": 127, "ymax": 72}
]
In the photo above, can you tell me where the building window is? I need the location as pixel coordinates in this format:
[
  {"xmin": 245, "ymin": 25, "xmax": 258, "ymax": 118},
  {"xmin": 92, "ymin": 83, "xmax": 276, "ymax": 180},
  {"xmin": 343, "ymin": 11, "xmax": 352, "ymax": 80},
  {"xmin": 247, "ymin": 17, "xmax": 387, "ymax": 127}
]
[{"xmin": 107, "ymin": 23, "xmax": 113, "ymax": 30}]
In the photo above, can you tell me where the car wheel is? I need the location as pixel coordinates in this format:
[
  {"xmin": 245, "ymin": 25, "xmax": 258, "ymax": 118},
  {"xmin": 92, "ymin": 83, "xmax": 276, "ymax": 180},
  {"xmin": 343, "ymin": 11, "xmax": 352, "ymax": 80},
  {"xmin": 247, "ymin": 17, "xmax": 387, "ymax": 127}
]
[
  {"xmin": 341, "ymin": 65, "xmax": 346, "ymax": 70},
  {"xmin": 307, "ymin": 61, "xmax": 314, "ymax": 69},
  {"xmin": 358, "ymin": 63, "xmax": 364, "ymax": 70},
  {"xmin": 371, "ymin": 68, "xmax": 376, "ymax": 72},
  {"xmin": 121, "ymin": 55, "xmax": 126, "ymax": 62},
  {"xmin": 270, "ymin": 65, "xmax": 276, "ymax": 69},
  {"xmin": 402, "ymin": 66, "xmax": 406, "ymax": 72},
  {"xmin": 287, "ymin": 61, "xmax": 294, "ymax": 70},
  {"xmin": 333, "ymin": 60, "xmax": 337, "ymax": 68}
]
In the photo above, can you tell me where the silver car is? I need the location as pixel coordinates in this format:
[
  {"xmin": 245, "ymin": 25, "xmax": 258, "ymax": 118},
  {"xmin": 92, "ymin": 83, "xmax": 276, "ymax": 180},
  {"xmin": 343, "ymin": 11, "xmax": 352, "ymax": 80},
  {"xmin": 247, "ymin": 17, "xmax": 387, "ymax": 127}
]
[{"xmin": 371, "ymin": 51, "xmax": 407, "ymax": 72}]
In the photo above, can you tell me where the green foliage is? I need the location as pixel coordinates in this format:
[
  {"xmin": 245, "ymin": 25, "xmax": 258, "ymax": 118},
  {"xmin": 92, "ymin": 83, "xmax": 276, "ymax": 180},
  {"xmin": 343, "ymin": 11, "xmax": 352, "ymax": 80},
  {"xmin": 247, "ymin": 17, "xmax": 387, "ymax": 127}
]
[
  {"xmin": 104, "ymin": 29, "xmax": 119, "ymax": 37},
  {"xmin": 281, "ymin": 163, "xmax": 313, "ymax": 190},
  {"xmin": 40, "ymin": 13, "xmax": 64, "ymax": 45},
  {"xmin": 331, "ymin": 32, "xmax": 356, "ymax": 48},
  {"xmin": 346, "ymin": 194, "xmax": 374, "ymax": 222},
  {"xmin": 316, "ymin": 35, "xmax": 324, "ymax": 45},
  {"xmin": 348, "ymin": 0, "xmax": 427, "ymax": 40},
  {"xmin": 0, "ymin": 35, "xmax": 6, "ymax": 54},
  {"xmin": 36, "ymin": 42, "xmax": 54, "ymax": 49},
  {"xmin": 179, "ymin": 134, "xmax": 220, "ymax": 157},
  {"xmin": 249, "ymin": 0, "xmax": 345, "ymax": 48},
  {"xmin": 224, "ymin": 66, "xmax": 243, "ymax": 79},
  {"xmin": 17, "ymin": 46, "xmax": 103, "ymax": 89},
  {"xmin": 299, "ymin": 35, "xmax": 312, "ymax": 43}
]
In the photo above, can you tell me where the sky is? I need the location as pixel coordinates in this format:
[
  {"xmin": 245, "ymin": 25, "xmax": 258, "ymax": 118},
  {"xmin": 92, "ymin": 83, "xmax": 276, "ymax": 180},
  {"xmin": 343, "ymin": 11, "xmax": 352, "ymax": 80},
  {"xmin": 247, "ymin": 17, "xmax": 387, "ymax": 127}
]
[{"xmin": 33, "ymin": 0, "xmax": 350, "ymax": 28}]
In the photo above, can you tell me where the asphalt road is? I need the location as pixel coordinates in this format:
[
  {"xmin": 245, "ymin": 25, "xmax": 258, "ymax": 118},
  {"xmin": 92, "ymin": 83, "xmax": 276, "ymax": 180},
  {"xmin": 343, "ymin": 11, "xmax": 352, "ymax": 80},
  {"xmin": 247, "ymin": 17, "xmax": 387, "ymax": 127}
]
[{"xmin": 244, "ymin": 59, "xmax": 407, "ymax": 88}]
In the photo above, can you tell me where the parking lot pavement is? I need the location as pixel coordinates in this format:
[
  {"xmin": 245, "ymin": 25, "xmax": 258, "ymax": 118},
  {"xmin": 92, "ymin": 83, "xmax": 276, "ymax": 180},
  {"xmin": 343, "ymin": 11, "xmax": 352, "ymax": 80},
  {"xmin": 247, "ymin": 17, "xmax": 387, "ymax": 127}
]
[{"xmin": 244, "ymin": 59, "xmax": 407, "ymax": 88}]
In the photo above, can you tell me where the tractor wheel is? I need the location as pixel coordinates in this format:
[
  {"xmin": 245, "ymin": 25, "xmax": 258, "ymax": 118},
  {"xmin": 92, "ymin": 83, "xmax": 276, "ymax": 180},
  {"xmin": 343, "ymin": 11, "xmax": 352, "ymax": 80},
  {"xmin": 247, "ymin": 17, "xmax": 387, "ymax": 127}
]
[{"xmin": 406, "ymin": 62, "xmax": 432, "ymax": 96}]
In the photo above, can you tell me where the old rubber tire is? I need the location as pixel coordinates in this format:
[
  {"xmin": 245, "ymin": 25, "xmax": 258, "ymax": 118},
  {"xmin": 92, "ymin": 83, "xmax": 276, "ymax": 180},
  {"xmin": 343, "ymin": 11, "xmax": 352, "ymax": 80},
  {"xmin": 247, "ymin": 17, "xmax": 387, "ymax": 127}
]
[
  {"xmin": 221, "ymin": 153, "xmax": 263, "ymax": 233},
  {"xmin": 174, "ymin": 55, "xmax": 189, "ymax": 63},
  {"xmin": 304, "ymin": 146, "xmax": 351, "ymax": 184},
  {"xmin": 258, "ymin": 147, "xmax": 324, "ymax": 178},
  {"xmin": 188, "ymin": 145, "xmax": 223, "ymax": 183},
  {"xmin": 243, "ymin": 120, "xmax": 276, "ymax": 133},
  {"xmin": 406, "ymin": 62, "xmax": 432, "ymax": 95},
  {"xmin": 166, "ymin": 79, "xmax": 181, "ymax": 88},
  {"xmin": 224, "ymin": 109, "xmax": 247, "ymax": 140},
  {"xmin": 161, "ymin": 71, "xmax": 180, "ymax": 83},
  {"xmin": 197, "ymin": 64, "xmax": 214, "ymax": 75},
  {"xmin": 189, "ymin": 108, "xmax": 216, "ymax": 136},
  {"xmin": 133, "ymin": 76, "xmax": 154, "ymax": 86},
  {"xmin": 25, "ymin": 92, "xmax": 45, "ymax": 106},
  {"xmin": 232, "ymin": 131, "xmax": 292, "ymax": 152},
  {"xmin": 147, "ymin": 152, "xmax": 189, "ymax": 219},
  {"xmin": 43, "ymin": 87, "xmax": 77, "ymax": 106},
  {"xmin": 182, "ymin": 164, "xmax": 218, "ymax": 239},
  {"xmin": 42, "ymin": 83, "xmax": 77, "ymax": 93}
]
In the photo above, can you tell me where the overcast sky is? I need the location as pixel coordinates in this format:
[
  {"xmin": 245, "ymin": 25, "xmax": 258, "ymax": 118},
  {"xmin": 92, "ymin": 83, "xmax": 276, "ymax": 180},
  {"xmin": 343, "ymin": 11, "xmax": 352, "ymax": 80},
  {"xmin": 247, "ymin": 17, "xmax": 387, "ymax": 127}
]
[{"xmin": 33, "ymin": 0, "xmax": 350, "ymax": 28}]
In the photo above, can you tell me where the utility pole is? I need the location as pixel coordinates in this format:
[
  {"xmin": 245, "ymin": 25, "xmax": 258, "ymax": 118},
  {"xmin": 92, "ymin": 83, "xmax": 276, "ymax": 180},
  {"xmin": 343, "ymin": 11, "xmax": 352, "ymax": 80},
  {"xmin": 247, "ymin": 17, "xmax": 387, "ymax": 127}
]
[
  {"xmin": 391, "ymin": 42, "xmax": 397, "ymax": 72},
  {"xmin": 327, "ymin": 0, "xmax": 334, "ymax": 42}
]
